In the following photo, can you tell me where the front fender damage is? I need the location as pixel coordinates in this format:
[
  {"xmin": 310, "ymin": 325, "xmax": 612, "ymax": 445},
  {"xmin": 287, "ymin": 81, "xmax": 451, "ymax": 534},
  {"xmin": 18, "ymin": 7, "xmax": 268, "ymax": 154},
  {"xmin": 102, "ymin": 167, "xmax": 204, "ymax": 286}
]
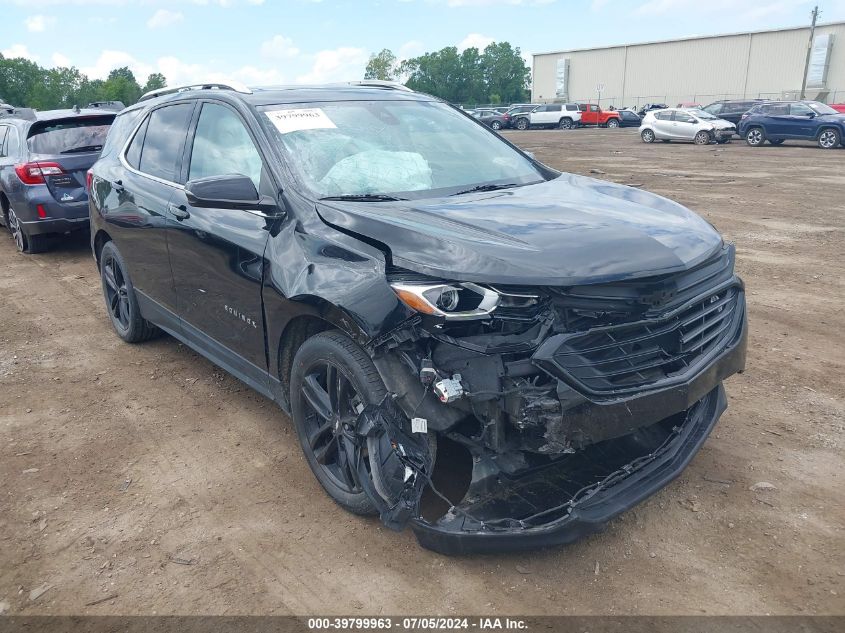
[{"xmin": 346, "ymin": 248, "xmax": 747, "ymax": 551}]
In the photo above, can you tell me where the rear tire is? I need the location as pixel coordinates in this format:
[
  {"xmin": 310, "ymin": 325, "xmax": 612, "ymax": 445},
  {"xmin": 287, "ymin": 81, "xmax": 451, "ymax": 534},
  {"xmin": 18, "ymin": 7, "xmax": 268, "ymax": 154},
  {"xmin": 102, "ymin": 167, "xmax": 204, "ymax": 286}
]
[
  {"xmin": 8, "ymin": 208, "xmax": 49, "ymax": 254},
  {"xmin": 100, "ymin": 241, "xmax": 160, "ymax": 343},
  {"xmin": 558, "ymin": 117, "xmax": 573, "ymax": 130},
  {"xmin": 818, "ymin": 128, "xmax": 841, "ymax": 149},
  {"xmin": 641, "ymin": 129, "xmax": 655, "ymax": 143},
  {"xmin": 607, "ymin": 118, "xmax": 620, "ymax": 128},
  {"xmin": 745, "ymin": 126, "xmax": 765, "ymax": 146},
  {"xmin": 516, "ymin": 118, "xmax": 530, "ymax": 131},
  {"xmin": 491, "ymin": 120, "xmax": 502, "ymax": 130}
]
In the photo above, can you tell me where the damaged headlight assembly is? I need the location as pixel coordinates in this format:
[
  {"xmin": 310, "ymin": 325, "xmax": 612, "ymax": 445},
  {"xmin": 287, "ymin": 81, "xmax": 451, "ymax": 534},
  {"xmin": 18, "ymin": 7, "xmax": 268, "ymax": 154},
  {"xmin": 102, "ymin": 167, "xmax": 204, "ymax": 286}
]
[{"xmin": 390, "ymin": 281, "xmax": 501, "ymax": 320}]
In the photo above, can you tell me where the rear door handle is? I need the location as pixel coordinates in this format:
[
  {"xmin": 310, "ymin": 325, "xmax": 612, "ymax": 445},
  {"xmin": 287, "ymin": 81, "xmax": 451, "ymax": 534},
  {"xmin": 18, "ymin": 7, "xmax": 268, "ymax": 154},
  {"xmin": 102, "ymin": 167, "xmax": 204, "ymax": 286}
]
[{"xmin": 168, "ymin": 203, "xmax": 190, "ymax": 221}]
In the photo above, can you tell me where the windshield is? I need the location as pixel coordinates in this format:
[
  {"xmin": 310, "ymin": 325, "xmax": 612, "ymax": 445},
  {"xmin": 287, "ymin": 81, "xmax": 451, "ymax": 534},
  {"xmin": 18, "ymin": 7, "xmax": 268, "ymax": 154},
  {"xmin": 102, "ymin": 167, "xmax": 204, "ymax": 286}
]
[
  {"xmin": 27, "ymin": 115, "xmax": 114, "ymax": 155},
  {"xmin": 808, "ymin": 102, "xmax": 838, "ymax": 115},
  {"xmin": 260, "ymin": 100, "xmax": 543, "ymax": 199},
  {"xmin": 687, "ymin": 109, "xmax": 718, "ymax": 120}
]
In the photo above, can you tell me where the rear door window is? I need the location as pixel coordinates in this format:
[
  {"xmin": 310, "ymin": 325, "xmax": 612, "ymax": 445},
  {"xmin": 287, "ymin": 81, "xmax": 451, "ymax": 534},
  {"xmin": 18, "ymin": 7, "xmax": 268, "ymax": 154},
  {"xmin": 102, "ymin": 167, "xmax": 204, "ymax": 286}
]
[
  {"xmin": 125, "ymin": 115, "xmax": 149, "ymax": 170},
  {"xmin": 0, "ymin": 127, "xmax": 8, "ymax": 156},
  {"xmin": 137, "ymin": 103, "xmax": 194, "ymax": 183},
  {"xmin": 655, "ymin": 111, "xmax": 673, "ymax": 121},
  {"xmin": 26, "ymin": 115, "xmax": 115, "ymax": 155},
  {"xmin": 101, "ymin": 109, "xmax": 143, "ymax": 159}
]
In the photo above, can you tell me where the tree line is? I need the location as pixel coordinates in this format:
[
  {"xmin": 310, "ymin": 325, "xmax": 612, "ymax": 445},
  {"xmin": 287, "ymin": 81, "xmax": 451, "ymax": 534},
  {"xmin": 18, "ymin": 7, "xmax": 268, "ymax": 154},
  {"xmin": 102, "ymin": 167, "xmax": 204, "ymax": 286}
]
[
  {"xmin": 365, "ymin": 42, "xmax": 530, "ymax": 105},
  {"xmin": 0, "ymin": 55, "xmax": 166, "ymax": 110}
]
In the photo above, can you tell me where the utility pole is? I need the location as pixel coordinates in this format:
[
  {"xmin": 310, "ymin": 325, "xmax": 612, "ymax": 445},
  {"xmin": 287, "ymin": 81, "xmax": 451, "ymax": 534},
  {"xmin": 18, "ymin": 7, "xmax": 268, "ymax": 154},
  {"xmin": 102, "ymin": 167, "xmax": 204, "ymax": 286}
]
[{"xmin": 800, "ymin": 5, "xmax": 820, "ymax": 99}]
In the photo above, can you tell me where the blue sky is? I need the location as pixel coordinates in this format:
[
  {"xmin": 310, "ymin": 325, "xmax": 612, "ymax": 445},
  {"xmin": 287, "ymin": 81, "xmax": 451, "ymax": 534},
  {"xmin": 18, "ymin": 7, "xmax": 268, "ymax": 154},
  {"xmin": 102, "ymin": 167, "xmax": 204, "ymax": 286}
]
[{"xmin": 3, "ymin": 0, "xmax": 845, "ymax": 87}]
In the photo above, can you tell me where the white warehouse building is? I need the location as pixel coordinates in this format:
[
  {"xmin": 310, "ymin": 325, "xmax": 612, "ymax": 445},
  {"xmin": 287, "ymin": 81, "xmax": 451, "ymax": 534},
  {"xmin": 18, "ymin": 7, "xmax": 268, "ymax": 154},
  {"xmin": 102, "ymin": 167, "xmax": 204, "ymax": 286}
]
[{"xmin": 532, "ymin": 21, "xmax": 845, "ymax": 108}]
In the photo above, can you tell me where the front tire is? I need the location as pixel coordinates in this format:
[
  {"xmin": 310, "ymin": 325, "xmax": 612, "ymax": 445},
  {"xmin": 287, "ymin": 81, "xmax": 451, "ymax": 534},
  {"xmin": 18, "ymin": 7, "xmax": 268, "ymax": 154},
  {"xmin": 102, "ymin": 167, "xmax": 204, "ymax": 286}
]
[
  {"xmin": 99, "ymin": 241, "xmax": 159, "ymax": 343},
  {"xmin": 290, "ymin": 331, "xmax": 388, "ymax": 516},
  {"xmin": 641, "ymin": 128, "xmax": 655, "ymax": 143},
  {"xmin": 745, "ymin": 126, "xmax": 765, "ymax": 146},
  {"xmin": 515, "ymin": 118, "xmax": 530, "ymax": 131},
  {"xmin": 818, "ymin": 128, "xmax": 841, "ymax": 149},
  {"xmin": 694, "ymin": 130, "xmax": 711, "ymax": 145}
]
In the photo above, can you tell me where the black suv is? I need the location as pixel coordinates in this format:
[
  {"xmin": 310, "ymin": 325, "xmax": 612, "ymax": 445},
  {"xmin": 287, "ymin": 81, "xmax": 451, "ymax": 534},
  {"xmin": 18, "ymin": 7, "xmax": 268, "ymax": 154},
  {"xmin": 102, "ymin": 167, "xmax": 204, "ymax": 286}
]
[
  {"xmin": 88, "ymin": 81, "xmax": 747, "ymax": 554},
  {"xmin": 700, "ymin": 99, "xmax": 764, "ymax": 126},
  {"xmin": 1, "ymin": 107, "xmax": 114, "ymax": 252}
]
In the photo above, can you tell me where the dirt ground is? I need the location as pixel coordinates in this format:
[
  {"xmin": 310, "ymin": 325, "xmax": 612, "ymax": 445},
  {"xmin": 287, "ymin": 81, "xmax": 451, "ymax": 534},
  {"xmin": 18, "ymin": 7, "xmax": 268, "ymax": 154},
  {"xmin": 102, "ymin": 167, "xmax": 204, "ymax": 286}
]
[{"xmin": 1, "ymin": 128, "xmax": 843, "ymax": 617}]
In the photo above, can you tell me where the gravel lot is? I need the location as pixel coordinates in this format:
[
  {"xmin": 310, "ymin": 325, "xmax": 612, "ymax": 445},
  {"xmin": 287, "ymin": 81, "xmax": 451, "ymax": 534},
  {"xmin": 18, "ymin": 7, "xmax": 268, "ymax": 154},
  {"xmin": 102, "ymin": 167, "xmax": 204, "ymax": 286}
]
[{"xmin": 0, "ymin": 128, "xmax": 843, "ymax": 616}]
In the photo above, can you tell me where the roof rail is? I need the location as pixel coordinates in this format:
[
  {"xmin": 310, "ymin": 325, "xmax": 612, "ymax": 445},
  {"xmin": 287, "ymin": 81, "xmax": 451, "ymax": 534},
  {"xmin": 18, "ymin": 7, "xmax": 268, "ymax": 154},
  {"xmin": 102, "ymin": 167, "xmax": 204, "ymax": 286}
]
[
  {"xmin": 346, "ymin": 80, "xmax": 413, "ymax": 92},
  {"xmin": 138, "ymin": 81, "xmax": 253, "ymax": 103}
]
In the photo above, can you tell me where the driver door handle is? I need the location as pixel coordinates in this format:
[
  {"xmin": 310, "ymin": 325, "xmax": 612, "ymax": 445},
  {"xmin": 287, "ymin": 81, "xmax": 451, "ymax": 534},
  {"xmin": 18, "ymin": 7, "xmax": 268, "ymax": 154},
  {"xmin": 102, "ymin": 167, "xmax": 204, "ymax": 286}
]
[{"xmin": 168, "ymin": 203, "xmax": 190, "ymax": 221}]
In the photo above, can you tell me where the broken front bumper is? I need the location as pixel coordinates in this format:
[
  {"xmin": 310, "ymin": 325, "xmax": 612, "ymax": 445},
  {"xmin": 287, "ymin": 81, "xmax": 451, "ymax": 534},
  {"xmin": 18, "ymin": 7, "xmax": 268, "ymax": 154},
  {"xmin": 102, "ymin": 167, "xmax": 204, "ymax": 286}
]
[{"xmin": 412, "ymin": 383, "xmax": 727, "ymax": 555}]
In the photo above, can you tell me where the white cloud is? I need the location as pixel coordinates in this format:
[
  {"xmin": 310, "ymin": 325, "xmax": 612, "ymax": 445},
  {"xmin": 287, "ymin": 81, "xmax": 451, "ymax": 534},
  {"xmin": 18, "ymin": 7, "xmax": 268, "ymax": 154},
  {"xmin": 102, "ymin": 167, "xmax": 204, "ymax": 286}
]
[
  {"xmin": 147, "ymin": 9, "xmax": 184, "ymax": 29},
  {"xmin": 51, "ymin": 52, "xmax": 72, "ymax": 67},
  {"xmin": 1, "ymin": 44, "xmax": 39, "ymax": 61},
  {"xmin": 446, "ymin": 0, "xmax": 555, "ymax": 6},
  {"xmin": 296, "ymin": 47, "xmax": 369, "ymax": 84},
  {"xmin": 458, "ymin": 33, "xmax": 494, "ymax": 52},
  {"xmin": 634, "ymin": 0, "xmax": 803, "ymax": 16},
  {"xmin": 82, "ymin": 50, "xmax": 153, "ymax": 81},
  {"xmin": 260, "ymin": 35, "xmax": 301, "ymax": 59},
  {"xmin": 398, "ymin": 40, "xmax": 424, "ymax": 61},
  {"xmin": 25, "ymin": 15, "xmax": 55, "ymax": 32}
]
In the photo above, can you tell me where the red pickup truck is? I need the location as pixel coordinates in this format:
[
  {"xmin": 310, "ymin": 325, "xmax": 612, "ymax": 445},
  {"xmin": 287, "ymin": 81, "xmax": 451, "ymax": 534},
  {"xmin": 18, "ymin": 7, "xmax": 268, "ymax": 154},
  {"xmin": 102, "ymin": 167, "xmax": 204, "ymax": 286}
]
[{"xmin": 578, "ymin": 103, "xmax": 622, "ymax": 128}]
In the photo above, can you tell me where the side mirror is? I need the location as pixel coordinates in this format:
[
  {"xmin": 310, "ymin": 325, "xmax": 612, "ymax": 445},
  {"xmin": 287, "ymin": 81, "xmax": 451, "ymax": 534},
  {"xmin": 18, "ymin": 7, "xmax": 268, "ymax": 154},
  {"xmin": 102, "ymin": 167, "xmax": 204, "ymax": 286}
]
[{"xmin": 185, "ymin": 174, "xmax": 278, "ymax": 214}]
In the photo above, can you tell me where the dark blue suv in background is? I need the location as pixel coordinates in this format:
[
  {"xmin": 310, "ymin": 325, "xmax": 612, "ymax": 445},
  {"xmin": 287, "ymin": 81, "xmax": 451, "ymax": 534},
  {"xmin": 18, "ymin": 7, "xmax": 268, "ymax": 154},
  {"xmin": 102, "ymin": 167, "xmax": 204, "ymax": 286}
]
[
  {"xmin": 738, "ymin": 100, "xmax": 844, "ymax": 149},
  {"xmin": 0, "ymin": 107, "xmax": 115, "ymax": 252}
]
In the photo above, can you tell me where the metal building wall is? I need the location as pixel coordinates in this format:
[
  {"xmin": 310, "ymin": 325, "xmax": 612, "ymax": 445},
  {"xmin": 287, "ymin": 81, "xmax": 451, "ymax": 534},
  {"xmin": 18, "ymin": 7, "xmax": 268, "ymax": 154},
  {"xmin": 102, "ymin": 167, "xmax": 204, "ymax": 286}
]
[{"xmin": 532, "ymin": 22, "xmax": 845, "ymax": 107}]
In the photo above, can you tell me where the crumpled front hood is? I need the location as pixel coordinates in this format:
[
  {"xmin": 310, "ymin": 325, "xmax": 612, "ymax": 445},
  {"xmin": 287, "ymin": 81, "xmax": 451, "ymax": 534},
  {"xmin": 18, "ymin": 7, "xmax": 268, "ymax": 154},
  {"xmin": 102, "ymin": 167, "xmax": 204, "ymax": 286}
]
[{"xmin": 317, "ymin": 174, "xmax": 724, "ymax": 286}]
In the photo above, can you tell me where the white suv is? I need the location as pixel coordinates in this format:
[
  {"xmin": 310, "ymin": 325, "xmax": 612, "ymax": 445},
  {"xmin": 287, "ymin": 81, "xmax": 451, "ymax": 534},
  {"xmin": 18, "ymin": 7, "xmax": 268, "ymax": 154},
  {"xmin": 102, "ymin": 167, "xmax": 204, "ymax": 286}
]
[{"xmin": 514, "ymin": 103, "xmax": 582, "ymax": 130}]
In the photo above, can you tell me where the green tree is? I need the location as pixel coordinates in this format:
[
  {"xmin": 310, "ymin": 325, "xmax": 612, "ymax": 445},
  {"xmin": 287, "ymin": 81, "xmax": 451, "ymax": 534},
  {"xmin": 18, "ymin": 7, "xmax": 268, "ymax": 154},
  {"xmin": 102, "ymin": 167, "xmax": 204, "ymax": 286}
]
[
  {"xmin": 399, "ymin": 41, "xmax": 530, "ymax": 105},
  {"xmin": 480, "ymin": 42, "xmax": 530, "ymax": 105},
  {"xmin": 143, "ymin": 73, "xmax": 167, "ymax": 94},
  {"xmin": 101, "ymin": 67, "xmax": 142, "ymax": 105},
  {"xmin": 364, "ymin": 49, "xmax": 398, "ymax": 81}
]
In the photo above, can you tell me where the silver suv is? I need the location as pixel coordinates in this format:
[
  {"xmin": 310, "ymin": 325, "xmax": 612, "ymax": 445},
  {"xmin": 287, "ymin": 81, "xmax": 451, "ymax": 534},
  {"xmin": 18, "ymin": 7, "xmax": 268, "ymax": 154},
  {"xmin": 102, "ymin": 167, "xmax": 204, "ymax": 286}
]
[{"xmin": 639, "ymin": 108, "xmax": 735, "ymax": 145}]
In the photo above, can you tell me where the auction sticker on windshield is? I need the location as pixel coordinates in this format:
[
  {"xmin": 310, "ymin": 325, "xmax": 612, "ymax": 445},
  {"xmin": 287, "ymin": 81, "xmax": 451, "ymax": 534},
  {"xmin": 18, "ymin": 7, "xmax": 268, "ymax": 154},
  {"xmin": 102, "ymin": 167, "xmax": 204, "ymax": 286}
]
[{"xmin": 265, "ymin": 108, "xmax": 337, "ymax": 134}]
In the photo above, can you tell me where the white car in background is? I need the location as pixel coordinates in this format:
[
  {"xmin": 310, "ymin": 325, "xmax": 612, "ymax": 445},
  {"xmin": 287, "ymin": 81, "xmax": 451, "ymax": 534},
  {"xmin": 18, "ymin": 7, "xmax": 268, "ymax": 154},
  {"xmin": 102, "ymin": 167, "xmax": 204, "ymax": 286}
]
[
  {"xmin": 514, "ymin": 103, "xmax": 582, "ymax": 130},
  {"xmin": 639, "ymin": 108, "xmax": 736, "ymax": 145}
]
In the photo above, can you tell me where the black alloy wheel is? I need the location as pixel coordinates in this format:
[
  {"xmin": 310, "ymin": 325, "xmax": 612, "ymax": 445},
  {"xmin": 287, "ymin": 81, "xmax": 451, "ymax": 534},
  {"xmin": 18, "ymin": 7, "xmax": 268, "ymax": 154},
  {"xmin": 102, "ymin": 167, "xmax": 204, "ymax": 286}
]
[
  {"xmin": 290, "ymin": 331, "xmax": 393, "ymax": 515},
  {"xmin": 99, "ymin": 241, "xmax": 159, "ymax": 343}
]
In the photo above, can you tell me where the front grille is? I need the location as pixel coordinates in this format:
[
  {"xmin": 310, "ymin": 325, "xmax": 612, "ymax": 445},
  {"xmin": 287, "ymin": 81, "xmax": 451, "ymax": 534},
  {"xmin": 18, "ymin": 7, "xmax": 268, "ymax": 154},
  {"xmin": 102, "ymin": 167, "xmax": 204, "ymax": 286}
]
[
  {"xmin": 547, "ymin": 246, "xmax": 735, "ymax": 332},
  {"xmin": 546, "ymin": 285, "xmax": 741, "ymax": 394}
]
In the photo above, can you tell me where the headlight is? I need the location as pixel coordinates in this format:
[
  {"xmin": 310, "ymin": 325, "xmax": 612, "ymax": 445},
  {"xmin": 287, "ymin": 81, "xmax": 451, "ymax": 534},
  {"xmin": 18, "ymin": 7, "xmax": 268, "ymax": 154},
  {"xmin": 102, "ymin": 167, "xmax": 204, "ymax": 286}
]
[{"xmin": 390, "ymin": 281, "xmax": 500, "ymax": 320}]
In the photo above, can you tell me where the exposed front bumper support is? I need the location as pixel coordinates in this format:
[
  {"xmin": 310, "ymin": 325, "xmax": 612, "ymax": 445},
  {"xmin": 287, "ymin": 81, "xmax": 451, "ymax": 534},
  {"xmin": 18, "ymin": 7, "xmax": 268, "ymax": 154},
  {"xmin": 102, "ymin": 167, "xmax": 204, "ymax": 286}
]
[{"xmin": 411, "ymin": 384, "xmax": 727, "ymax": 555}]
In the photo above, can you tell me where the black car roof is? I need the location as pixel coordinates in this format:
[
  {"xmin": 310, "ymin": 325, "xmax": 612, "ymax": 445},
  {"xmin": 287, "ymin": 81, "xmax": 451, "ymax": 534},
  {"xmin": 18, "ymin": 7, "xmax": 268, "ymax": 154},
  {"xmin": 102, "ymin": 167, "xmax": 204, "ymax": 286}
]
[{"xmin": 136, "ymin": 84, "xmax": 438, "ymax": 111}]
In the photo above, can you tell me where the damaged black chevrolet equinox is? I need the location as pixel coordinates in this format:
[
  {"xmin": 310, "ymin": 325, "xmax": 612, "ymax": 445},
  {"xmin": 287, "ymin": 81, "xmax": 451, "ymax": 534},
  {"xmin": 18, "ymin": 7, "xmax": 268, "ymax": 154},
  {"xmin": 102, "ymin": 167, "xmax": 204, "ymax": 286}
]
[{"xmin": 88, "ymin": 81, "xmax": 747, "ymax": 554}]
